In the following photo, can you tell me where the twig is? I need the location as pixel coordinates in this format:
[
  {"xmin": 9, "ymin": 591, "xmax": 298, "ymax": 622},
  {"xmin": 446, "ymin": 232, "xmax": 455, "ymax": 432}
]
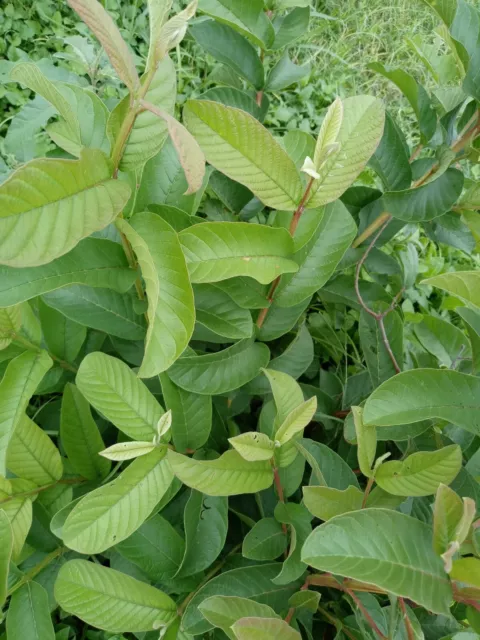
[
  {"xmin": 354, "ymin": 218, "xmax": 403, "ymax": 374},
  {"xmin": 7, "ymin": 547, "xmax": 67, "ymax": 596},
  {"xmin": 0, "ymin": 477, "xmax": 86, "ymax": 506},
  {"xmin": 345, "ymin": 587, "xmax": 388, "ymax": 640},
  {"xmin": 317, "ymin": 604, "xmax": 358, "ymax": 640},
  {"xmin": 256, "ymin": 178, "xmax": 315, "ymax": 328},
  {"xmin": 352, "ymin": 212, "xmax": 391, "ymax": 249},
  {"xmin": 12, "ymin": 333, "xmax": 78, "ymax": 374},
  {"xmin": 399, "ymin": 598, "xmax": 415, "ymax": 640},
  {"xmin": 272, "ymin": 464, "xmax": 289, "ymax": 539},
  {"xmin": 409, "ymin": 144, "xmax": 423, "ymax": 162},
  {"xmin": 361, "ymin": 476, "xmax": 375, "ymax": 508}
]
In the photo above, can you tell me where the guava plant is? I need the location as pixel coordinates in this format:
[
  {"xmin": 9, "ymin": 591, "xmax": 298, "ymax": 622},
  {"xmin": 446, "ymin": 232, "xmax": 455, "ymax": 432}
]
[{"xmin": 0, "ymin": 0, "xmax": 478, "ymax": 638}]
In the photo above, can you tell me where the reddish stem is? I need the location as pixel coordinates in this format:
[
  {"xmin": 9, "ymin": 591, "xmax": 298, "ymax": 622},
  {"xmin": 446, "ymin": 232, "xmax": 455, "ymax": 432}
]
[
  {"xmin": 399, "ymin": 598, "xmax": 415, "ymax": 640},
  {"xmin": 345, "ymin": 588, "xmax": 388, "ymax": 640}
]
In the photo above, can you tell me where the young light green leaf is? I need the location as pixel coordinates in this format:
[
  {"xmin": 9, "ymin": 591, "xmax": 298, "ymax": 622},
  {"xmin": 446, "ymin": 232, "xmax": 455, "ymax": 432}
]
[
  {"xmin": 182, "ymin": 563, "xmax": 302, "ymax": 635},
  {"xmin": 116, "ymin": 514, "xmax": 185, "ymax": 581},
  {"xmin": 55, "ymin": 559, "xmax": 177, "ymax": 633},
  {"xmin": 383, "ymin": 169, "xmax": 464, "ymax": 222},
  {"xmin": 63, "ymin": 446, "xmax": 173, "ymax": 553},
  {"xmin": 375, "ymin": 445, "xmax": 462, "ymax": 496},
  {"xmin": 146, "ymin": 0, "xmax": 174, "ymax": 70},
  {"xmin": 0, "ymin": 149, "xmax": 131, "ymax": 267},
  {"xmin": 0, "ymin": 477, "xmax": 34, "ymax": 561},
  {"xmin": 159, "ymin": 373, "xmax": 211, "ymax": 452},
  {"xmin": 154, "ymin": 0, "xmax": 197, "ymax": 62},
  {"xmin": 275, "ymin": 396, "xmax": 317, "ymax": 445},
  {"xmin": 8, "ymin": 414, "xmax": 63, "ymax": 486},
  {"xmin": 0, "ymin": 350, "xmax": 52, "ymax": 475},
  {"xmin": 288, "ymin": 589, "xmax": 321, "ymax": 612},
  {"xmin": 99, "ymin": 441, "xmax": 157, "ymax": 461},
  {"xmin": 184, "ymin": 100, "xmax": 303, "ymax": 210},
  {"xmin": 67, "ymin": 0, "xmax": 140, "ymax": 91},
  {"xmin": 232, "ymin": 617, "xmax": 301, "ymax": 640},
  {"xmin": 423, "ymin": 271, "xmax": 480, "ymax": 311},
  {"xmin": 156, "ymin": 409, "xmax": 172, "ymax": 439},
  {"xmin": 6, "ymin": 581, "xmax": 55, "ymax": 640},
  {"xmin": 194, "ymin": 284, "xmax": 253, "ymax": 339},
  {"xmin": 313, "ymin": 97, "xmax": 343, "ymax": 168},
  {"xmin": 110, "ymin": 57, "xmax": 176, "ymax": 172},
  {"xmin": 275, "ymin": 201, "xmax": 356, "ymax": 307},
  {"xmin": 363, "ymin": 369, "xmax": 480, "ymax": 436},
  {"xmin": 167, "ymin": 449, "xmax": 273, "ymax": 496},
  {"xmin": 175, "ymin": 490, "xmax": 228, "ymax": 578},
  {"xmin": 352, "ymin": 406, "xmax": 376, "ymax": 478},
  {"xmin": 179, "ymin": 222, "xmax": 298, "ymax": 284},
  {"xmin": 140, "ymin": 101, "xmax": 205, "ymax": 194},
  {"xmin": 229, "ymin": 432, "xmax": 275, "ymax": 462},
  {"xmin": 433, "ymin": 484, "xmax": 463, "ymax": 556},
  {"xmin": 0, "ymin": 305, "xmax": 22, "ymax": 349},
  {"xmin": 307, "ymin": 96, "xmax": 385, "ymax": 207},
  {"xmin": 303, "ymin": 485, "xmax": 364, "ymax": 521},
  {"xmin": 199, "ymin": 596, "xmax": 280, "ymax": 640},
  {"xmin": 242, "ymin": 518, "xmax": 287, "ymax": 561},
  {"xmin": 117, "ymin": 213, "xmax": 195, "ymax": 377},
  {"xmin": 76, "ymin": 352, "xmax": 164, "ymax": 440},
  {"xmin": 0, "ymin": 238, "xmax": 137, "ymax": 307},
  {"xmin": 168, "ymin": 339, "xmax": 270, "ymax": 395},
  {"xmin": 0, "ymin": 510, "xmax": 12, "ymax": 607},
  {"xmin": 302, "ymin": 509, "xmax": 452, "ymax": 614},
  {"xmin": 42, "ymin": 285, "xmax": 146, "ymax": 341}
]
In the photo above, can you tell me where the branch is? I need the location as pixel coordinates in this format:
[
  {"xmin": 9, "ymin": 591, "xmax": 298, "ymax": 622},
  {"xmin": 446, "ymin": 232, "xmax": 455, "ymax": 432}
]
[
  {"xmin": 345, "ymin": 587, "xmax": 388, "ymax": 640},
  {"xmin": 12, "ymin": 333, "xmax": 78, "ymax": 374},
  {"xmin": 399, "ymin": 598, "xmax": 416, "ymax": 640}
]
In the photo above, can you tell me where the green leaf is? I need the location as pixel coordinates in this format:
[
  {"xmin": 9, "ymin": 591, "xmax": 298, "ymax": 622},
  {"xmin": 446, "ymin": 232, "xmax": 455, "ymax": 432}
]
[
  {"xmin": 175, "ymin": 491, "xmax": 228, "ymax": 577},
  {"xmin": 0, "ymin": 350, "xmax": 52, "ymax": 475},
  {"xmin": 229, "ymin": 432, "xmax": 275, "ymax": 461},
  {"xmin": 167, "ymin": 449, "xmax": 273, "ymax": 496},
  {"xmin": 263, "ymin": 369, "xmax": 304, "ymax": 429},
  {"xmin": 194, "ymin": 284, "xmax": 253, "ymax": 339},
  {"xmin": 457, "ymin": 307, "xmax": 480, "ymax": 373},
  {"xmin": 273, "ymin": 502, "xmax": 311, "ymax": 585},
  {"xmin": 6, "ymin": 581, "xmax": 55, "ymax": 640},
  {"xmin": 67, "ymin": 0, "xmax": 140, "ymax": 91},
  {"xmin": 55, "ymin": 559, "xmax": 176, "ymax": 633},
  {"xmin": 232, "ymin": 617, "xmax": 301, "ymax": 640},
  {"xmin": 198, "ymin": 0, "xmax": 274, "ymax": 48},
  {"xmin": 299, "ymin": 439, "xmax": 360, "ymax": 489},
  {"xmin": 184, "ymin": 101, "xmax": 303, "ymax": 210},
  {"xmin": 8, "ymin": 415, "xmax": 63, "ymax": 486},
  {"xmin": 369, "ymin": 112, "xmax": 412, "ymax": 190},
  {"xmin": 414, "ymin": 315, "xmax": 470, "ymax": 367},
  {"xmin": 0, "ymin": 149, "xmax": 131, "ymax": 267},
  {"xmin": 383, "ymin": 169, "xmax": 464, "ymax": 222},
  {"xmin": 303, "ymin": 485, "xmax": 364, "ymax": 520},
  {"xmin": 266, "ymin": 52, "xmax": 310, "ymax": 91},
  {"xmin": 271, "ymin": 6, "xmax": 310, "ymax": 50},
  {"xmin": 363, "ymin": 369, "xmax": 480, "ymax": 436},
  {"xmin": 423, "ymin": 271, "xmax": 480, "ymax": 311},
  {"xmin": 168, "ymin": 339, "xmax": 270, "ymax": 395},
  {"xmin": 198, "ymin": 87, "xmax": 264, "ymax": 120},
  {"xmin": 38, "ymin": 301, "xmax": 86, "ymax": 363},
  {"xmin": 60, "ymin": 383, "xmax": 111, "ymax": 481},
  {"xmin": 63, "ymin": 446, "xmax": 173, "ymax": 553},
  {"xmin": 117, "ymin": 213, "xmax": 194, "ymax": 377},
  {"xmin": 76, "ymin": 352, "xmax": 164, "ymax": 441},
  {"xmin": 302, "ymin": 509, "xmax": 452, "ymax": 614},
  {"xmin": 369, "ymin": 63, "xmax": 437, "ymax": 142},
  {"xmin": 433, "ymin": 483, "xmax": 464, "ymax": 556},
  {"xmin": 42, "ymin": 285, "xmax": 146, "ymax": 341},
  {"xmin": 307, "ymin": 96, "xmax": 385, "ymax": 207},
  {"xmin": 275, "ymin": 201, "xmax": 356, "ymax": 307},
  {"xmin": 375, "ymin": 445, "xmax": 462, "ymax": 497},
  {"xmin": 275, "ymin": 396, "xmax": 317, "ymax": 445},
  {"xmin": 0, "ymin": 510, "xmax": 12, "ymax": 607},
  {"xmin": 257, "ymin": 297, "xmax": 311, "ymax": 342},
  {"xmin": 182, "ymin": 563, "xmax": 301, "ymax": 635},
  {"xmin": 109, "ymin": 57, "xmax": 176, "ymax": 172},
  {"xmin": 0, "ymin": 477, "xmax": 34, "ymax": 560},
  {"xmin": 190, "ymin": 20, "xmax": 264, "ymax": 89},
  {"xmin": 159, "ymin": 373, "xmax": 211, "ymax": 452},
  {"xmin": 100, "ymin": 441, "xmax": 157, "ymax": 461},
  {"xmin": 243, "ymin": 518, "xmax": 287, "ymax": 560},
  {"xmin": 359, "ymin": 307, "xmax": 403, "ymax": 386},
  {"xmin": 352, "ymin": 406, "xmax": 376, "ymax": 478},
  {"xmin": 11, "ymin": 63, "xmax": 109, "ymax": 156},
  {"xmin": 179, "ymin": 222, "xmax": 298, "ymax": 284},
  {"xmin": 199, "ymin": 596, "xmax": 280, "ymax": 640},
  {"xmin": 116, "ymin": 513, "xmax": 185, "ymax": 581},
  {"xmin": 0, "ymin": 238, "xmax": 137, "ymax": 307}
]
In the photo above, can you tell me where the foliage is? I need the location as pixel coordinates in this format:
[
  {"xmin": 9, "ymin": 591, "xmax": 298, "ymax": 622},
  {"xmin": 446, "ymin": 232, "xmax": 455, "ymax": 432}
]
[{"xmin": 0, "ymin": 0, "xmax": 478, "ymax": 639}]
